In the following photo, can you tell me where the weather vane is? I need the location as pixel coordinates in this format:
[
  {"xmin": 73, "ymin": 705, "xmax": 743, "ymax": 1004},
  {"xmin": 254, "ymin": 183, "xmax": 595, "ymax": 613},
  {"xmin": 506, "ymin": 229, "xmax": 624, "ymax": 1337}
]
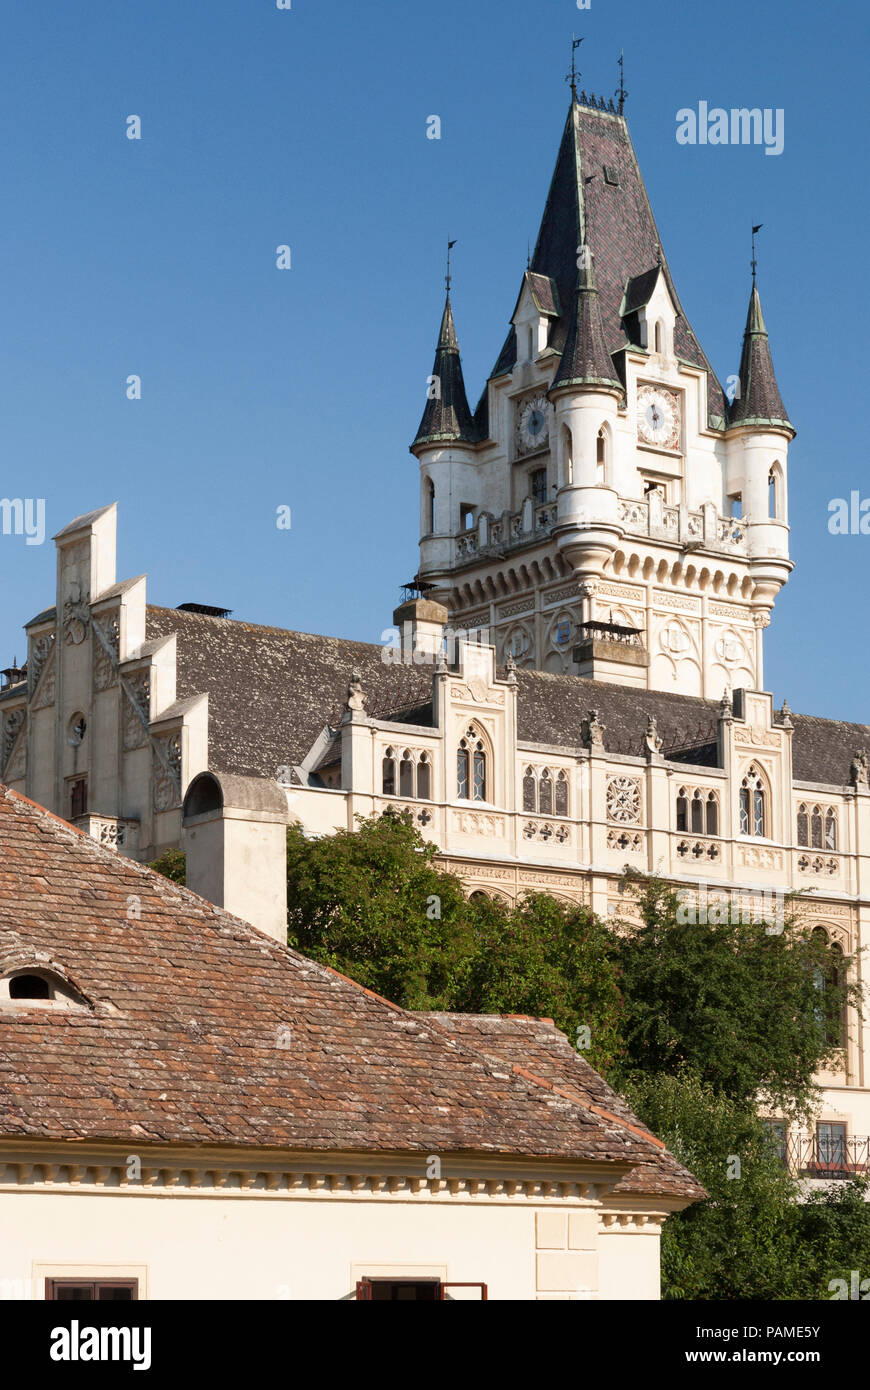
[
  {"xmin": 446, "ymin": 238, "xmax": 457, "ymax": 295},
  {"xmin": 616, "ymin": 50, "xmax": 628, "ymax": 114},
  {"xmin": 751, "ymin": 224, "xmax": 763, "ymax": 283},
  {"xmin": 566, "ymin": 36, "xmax": 584, "ymax": 102}
]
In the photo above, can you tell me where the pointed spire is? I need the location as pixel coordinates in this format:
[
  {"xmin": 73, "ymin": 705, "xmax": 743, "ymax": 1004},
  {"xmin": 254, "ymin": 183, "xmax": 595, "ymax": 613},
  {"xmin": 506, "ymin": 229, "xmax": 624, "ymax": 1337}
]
[
  {"xmin": 413, "ymin": 293, "xmax": 477, "ymax": 448},
  {"xmin": 728, "ymin": 282, "xmax": 792, "ymax": 432},
  {"xmin": 550, "ymin": 252, "xmax": 622, "ymax": 394}
]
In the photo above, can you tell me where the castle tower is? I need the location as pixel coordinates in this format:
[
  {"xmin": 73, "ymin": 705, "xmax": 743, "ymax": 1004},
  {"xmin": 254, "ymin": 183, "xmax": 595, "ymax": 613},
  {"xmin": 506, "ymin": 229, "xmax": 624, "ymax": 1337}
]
[{"xmin": 411, "ymin": 91, "xmax": 794, "ymax": 698}]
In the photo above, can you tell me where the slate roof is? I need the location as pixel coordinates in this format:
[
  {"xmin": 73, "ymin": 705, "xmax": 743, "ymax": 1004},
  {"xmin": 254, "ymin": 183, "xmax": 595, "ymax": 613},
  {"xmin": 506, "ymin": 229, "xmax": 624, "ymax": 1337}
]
[
  {"xmin": 423, "ymin": 1014, "xmax": 705, "ymax": 1200},
  {"xmin": 550, "ymin": 255, "xmax": 623, "ymax": 394},
  {"xmin": 490, "ymin": 99, "xmax": 729, "ymax": 424},
  {"xmin": 144, "ymin": 606, "xmax": 435, "ymax": 779},
  {"xmin": 0, "ymin": 785, "xmax": 700, "ymax": 1194},
  {"xmin": 728, "ymin": 283, "xmax": 792, "ymax": 431},
  {"xmin": 412, "ymin": 295, "xmax": 478, "ymax": 447},
  {"xmin": 141, "ymin": 608, "xmax": 870, "ymax": 788}
]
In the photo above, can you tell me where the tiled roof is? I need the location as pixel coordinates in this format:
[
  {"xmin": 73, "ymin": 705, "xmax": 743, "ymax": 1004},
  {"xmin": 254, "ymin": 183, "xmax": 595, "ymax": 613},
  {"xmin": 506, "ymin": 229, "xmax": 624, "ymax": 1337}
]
[
  {"xmin": 413, "ymin": 296, "xmax": 478, "ymax": 447},
  {"xmin": 493, "ymin": 101, "xmax": 729, "ymax": 424},
  {"xmin": 550, "ymin": 256, "xmax": 623, "ymax": 394},
  {"xmin": 728, "ymin": 284, "xmax": 792, "ymax": 431},
  {"xmin": 141, "ymin": 609, "xmax": 870, "ymax": 788},
  {"xmin": 0, "ymin": 785, "xmax": 699, "ymax": 1190},
  {"xmin": 423, "ymin": 1014, "xmax": 705, "ymax": 1200},
  {"xmin": 144, "ymin": 606, "xmax": 435, "ymax": 778}
]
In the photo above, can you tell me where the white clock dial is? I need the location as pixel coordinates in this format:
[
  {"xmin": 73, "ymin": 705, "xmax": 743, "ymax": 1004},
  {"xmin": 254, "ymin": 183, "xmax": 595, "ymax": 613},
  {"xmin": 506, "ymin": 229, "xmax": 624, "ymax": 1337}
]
[
  {"xmin": 518, "ymin": 395, "xmax": 550, "ymax": 451},
  {"xmin": 637, "ymin": 385, "xmax": 680, "ymax": 451}
]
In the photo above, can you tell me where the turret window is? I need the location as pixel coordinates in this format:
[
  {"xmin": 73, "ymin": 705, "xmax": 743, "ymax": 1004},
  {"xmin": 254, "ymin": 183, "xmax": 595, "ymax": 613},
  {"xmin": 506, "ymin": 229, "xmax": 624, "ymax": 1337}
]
[
  {"xmin": 739, "ymin": 767, "xmax": 766, "ymax": 837},
  {"xmin": 426, "ymin": 479, "xmax": 435, "ymax": 535},
  {"xmin": 529, "ymin": 468, "xmax": 547, "ymax": 504},
  {"xmin": 458, "ymin": 727, "xmax": 487, "ymax": 802},
  {"xmin": 596, "ymin": 428, "xmax": 607, "ymax": 485}
]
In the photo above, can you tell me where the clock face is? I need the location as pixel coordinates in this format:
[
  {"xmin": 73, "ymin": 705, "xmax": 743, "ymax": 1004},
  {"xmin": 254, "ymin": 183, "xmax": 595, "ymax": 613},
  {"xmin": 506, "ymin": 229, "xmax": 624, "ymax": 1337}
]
[
  {"xmin": 517, "ymin": 395, "xmax": 550, "ymax": 452},
  {"xmin": 637, "ymin": 385, "xmax": 680, "ymax": 451}
]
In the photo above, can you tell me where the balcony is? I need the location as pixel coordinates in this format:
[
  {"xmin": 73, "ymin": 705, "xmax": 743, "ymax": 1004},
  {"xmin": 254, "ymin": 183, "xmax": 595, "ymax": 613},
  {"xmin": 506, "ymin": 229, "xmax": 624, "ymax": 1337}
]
[
  {"xmin": 574, "ymin": 620, "xmax": 650, "ymax": 673},
  {"xmin": 618, "ymin": 498, "xmax": 747, "ymax": 553},
  {"xmin": 454, "ymin": 501, "xmax": 558, "ymax": 563},
  {"xmin": 784, "ymin": 1135, "xmax": 870, "ymax": 1179}
]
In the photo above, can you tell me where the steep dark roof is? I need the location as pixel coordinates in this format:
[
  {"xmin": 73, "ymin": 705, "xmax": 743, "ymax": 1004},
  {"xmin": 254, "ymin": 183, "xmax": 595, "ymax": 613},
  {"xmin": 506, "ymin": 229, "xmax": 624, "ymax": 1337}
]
[
  {"xmin": 143, "ymin": 608, "xmax": 870, "ymax": 788},
  {"xmin": 144, "ymin": 607, "xmax": 434, "ymax": 779},
  {"xmin": 412, "ymin": 295, "xmax": 477, "ymax": 447},
  {"xmin": 515, "ymin": 669, "xmax": 722, "ymax": 763},
  {"xmin": 491, "ymin": 99, "xmax": 728, "ymax": 423},
  {"xmin": 728, "ymin": 283, "xmax": 792, "ymax": 431},
  {"xmin": 0, "ymin": 785, "xmax": 700, "ymax": 1189},
  {"xmin": 550, "ymin": 256, "xmax": 623, "ymax": 394}
]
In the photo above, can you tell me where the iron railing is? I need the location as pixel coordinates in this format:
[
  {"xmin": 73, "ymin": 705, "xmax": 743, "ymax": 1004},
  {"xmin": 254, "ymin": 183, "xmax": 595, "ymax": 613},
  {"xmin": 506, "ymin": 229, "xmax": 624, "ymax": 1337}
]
[{"xmin": 784, "ymin": 1135, "xmax": 870, "ymax": 1178}]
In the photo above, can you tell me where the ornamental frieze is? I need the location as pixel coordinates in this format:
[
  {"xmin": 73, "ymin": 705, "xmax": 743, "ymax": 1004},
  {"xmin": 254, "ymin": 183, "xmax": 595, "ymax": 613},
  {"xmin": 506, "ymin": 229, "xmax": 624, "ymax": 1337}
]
[
  {"xmin": 28, "ymin": 633, "xmax": 55, "ymax": 695},
  {"xmin": 93, "ymin": 615, "xmax": 121, "ymax": 691},
  {"xmin": 598, "ymin": 582, "xmax": 645, "ymax": 604},
  {"xmin": 734, "ymin": 729, "xmax": 780, "ymax": 749},
  {"xmin": 448, "ymin": 682, "xmax": 505, "ymax": 706},
  {"xmin": 450, "ymin": 810, "xmax": 506, "ymax": 837}
]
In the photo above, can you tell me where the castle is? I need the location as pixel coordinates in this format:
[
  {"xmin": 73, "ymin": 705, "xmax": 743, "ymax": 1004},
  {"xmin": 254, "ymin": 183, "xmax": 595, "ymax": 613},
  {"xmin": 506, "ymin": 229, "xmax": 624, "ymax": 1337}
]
[{"xmin": 2, "ymin": 90, "xmax": 867, "ymax": 1181}]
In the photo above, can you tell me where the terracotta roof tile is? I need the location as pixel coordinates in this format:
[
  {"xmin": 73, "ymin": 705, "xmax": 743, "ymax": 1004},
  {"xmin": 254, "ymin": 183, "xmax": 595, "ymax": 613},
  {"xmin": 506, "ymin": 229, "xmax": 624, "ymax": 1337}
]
[{"xmin": 0, "ymin": 786, "xmax": 699, "ymax": 1191}]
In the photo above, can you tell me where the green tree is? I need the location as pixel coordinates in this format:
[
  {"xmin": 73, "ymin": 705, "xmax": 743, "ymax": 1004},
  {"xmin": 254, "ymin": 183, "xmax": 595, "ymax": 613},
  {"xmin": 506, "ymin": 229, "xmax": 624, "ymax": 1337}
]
[
  {"xmin": 285, "ymin": 812, "xmax": 622, "ymax": 1068},
  {"xmin": 450, "ymin": 890, "xmax": 623, "ymax": 1073},
  {"xmin": 148, "ymin": 847, "xmax": 186, "ymax": 885},
  {"xmin": 613, "ymin": 875, "xmax": 860, "ymax": 1118}
]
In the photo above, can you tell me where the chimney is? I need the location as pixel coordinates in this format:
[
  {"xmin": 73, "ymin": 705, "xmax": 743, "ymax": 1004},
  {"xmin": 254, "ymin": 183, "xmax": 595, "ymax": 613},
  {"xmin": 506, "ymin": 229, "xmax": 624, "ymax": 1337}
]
[
  {"xmin": 392, "ymin": 597, "xmax": 448, "ymax": 665},
  {"xmin": 182, "ymin": 772, "xmax": 288, "ymax": 943}
]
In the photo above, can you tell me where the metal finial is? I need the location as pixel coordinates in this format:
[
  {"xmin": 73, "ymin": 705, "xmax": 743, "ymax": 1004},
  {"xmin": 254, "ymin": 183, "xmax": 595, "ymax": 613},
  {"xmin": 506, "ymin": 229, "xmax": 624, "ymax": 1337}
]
[
  {"xmin": 566, "ymin": 36, "xmax": 584, "ymax": 101},
  {"xmin": 445, "ymin": 238, "xmax": 457, "ymax": 295},
  {"xmin": 616, "ymin": 49, "xmax": 628, "ymax": 114},
  {"xmin": 751, "ymin": 224, "xmax": 763, "ymax": 284}
]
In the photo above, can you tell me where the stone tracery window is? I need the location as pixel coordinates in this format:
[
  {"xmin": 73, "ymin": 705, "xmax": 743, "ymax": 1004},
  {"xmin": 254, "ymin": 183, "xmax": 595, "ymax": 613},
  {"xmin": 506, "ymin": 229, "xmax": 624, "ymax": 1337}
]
[
  {"xmin": 676, "ymin": 786, "xmax": 719, "ymax": 836},
  {"xmin": 739, "ymin": 766, "xmax": 766, "ymax": 837},
  {"xmin": 797, "ymin": 803, "xmax": 837, "ymax": 851},
  {"xmin": 458, "ymin": 727, "xmax": 486, "ymax": 802},
  {"xmin": 522, "ymin": 766, "xmax": 570, "ymax": 817},
  {"xmin": 381, "ymin": 747, "xmax": 432, "ymax": 801}
]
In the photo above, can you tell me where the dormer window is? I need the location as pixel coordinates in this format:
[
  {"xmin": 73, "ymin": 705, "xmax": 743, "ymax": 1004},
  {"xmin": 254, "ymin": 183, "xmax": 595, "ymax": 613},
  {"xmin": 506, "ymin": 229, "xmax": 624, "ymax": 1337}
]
[
  {"xmin": 10, "ymin": 974, "xmax": 50, "ymax": 1000},
  {"xmin": 0, "ymin": 966, "xmax": 90, "ymax": 1010}
]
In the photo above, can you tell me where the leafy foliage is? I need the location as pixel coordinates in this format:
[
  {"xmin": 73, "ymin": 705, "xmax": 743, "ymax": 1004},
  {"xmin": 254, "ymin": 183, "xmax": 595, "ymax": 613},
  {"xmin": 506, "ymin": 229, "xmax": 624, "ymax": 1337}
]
[
  {"xmin": 613, "ymin": 875, "xmax": 859, "ymax": 1118},
  {"xmin": 148, "ymin": 847, "xmax": 187, "ymax": 885},
  {"xmin": 286, "ymin": 812, "xmax": 622, "ymax": 1071}
]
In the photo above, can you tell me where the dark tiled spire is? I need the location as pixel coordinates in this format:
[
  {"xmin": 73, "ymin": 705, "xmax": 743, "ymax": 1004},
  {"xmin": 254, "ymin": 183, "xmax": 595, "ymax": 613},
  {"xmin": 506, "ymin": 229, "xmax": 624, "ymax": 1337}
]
[
  {"xmin": 550, "ymin": 255, "xmax": 621, "ymax": 393},
  {"xmin": 728, "ymin": 284, "xmax": 792, "ymax": 432},
  {"xmin": 413, "ymin": 296, "xmax": 477, "ymax": 447},
  {"xmin": 489, "ymin": 99, "xmax": 729, "ymax": 425}
]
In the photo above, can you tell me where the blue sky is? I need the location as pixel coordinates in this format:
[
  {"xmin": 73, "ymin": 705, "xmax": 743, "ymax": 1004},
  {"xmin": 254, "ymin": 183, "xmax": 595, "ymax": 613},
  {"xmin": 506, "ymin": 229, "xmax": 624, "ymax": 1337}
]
[{"xmin": 1, "ymin": 0, "xmax": 867, "ymax": 721}]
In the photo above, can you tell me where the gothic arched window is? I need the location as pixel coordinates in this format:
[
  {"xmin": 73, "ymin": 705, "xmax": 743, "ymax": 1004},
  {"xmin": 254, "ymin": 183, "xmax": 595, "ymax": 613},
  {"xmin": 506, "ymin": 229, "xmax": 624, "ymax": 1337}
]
[
  {"xmin": 417, "ymin": 753, "xmax": 431, "ymax": 802},
  {"xmin": 426, "ymin": 479, "xmax": 435, "ymax": 535},
  {"xmin": 458, "ymin": 727, "xmax": 486, "ymax": 802},
  {"xmin": 691, "ymin": 789, "xmax": 704, "ymax": 834},
  {"xmin": 811, "ymin": 805, "xmax": 823, "ymax": 850},
  {"xmin": 399, "ymin": 752, "xmax": 415, "ymax": 798},
  {"xmin": 706, "ymin": 792, "xmax": 719, "ymax": 837},
  {"xmin": 825, "ymin": 808, "xmax": 837, "ymax": 851},
  {"xmin": 654, "ymin": 319, "xmax": 664, "ymax": 354},
  {"xmin": 740, "ymin": 767, "xmax": 766, "ymax": 837},
  {"xmin": 522, "ymin": 767, "xmax": 536, "ymax": 813},
  {"xmin": 382, "ymin": 749, "xmax": 397, "ymax": 797},
  {"xmin": 555, "ymin": 770, "xmax": 569, "ymax": 817},
  {"xmin": 596, "ymin": 428, "xmax": 607, "ymax": 485},
  {"xmin": 538, "ymin": 768, "xmax": 553, "ymax": 816},
  {"xmin": 797, "ymin": 804, "xmax": 809, "ymax": 847},
  {"xmin": 676, "ymin": 789, "xmax": 689, "ymax": 833}
]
